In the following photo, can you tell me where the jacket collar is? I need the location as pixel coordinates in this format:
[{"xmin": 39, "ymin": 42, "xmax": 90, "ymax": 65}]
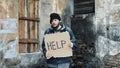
[{"xmin": 50, "ymin": 24, "xmax": 65, "ymax": 31}]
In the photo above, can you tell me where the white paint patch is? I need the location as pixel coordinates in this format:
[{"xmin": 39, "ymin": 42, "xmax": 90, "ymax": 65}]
[
  {"xmin": 0, "ymin": 19, "xmax": 17, "ymax": 34},
  {"xmin": 97, "ymin": 36, "xmax": 120, "ymax": 60}
]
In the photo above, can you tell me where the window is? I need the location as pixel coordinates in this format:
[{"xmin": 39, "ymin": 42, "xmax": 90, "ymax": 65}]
[{"xmin": 19, "ymin": 0, "xmax": 40, "ymax": 53}]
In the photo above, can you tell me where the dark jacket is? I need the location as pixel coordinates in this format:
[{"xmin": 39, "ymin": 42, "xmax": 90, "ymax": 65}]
[{"xmin": 42, "ymin": 25, "xmax": 76, "ymax": 64}]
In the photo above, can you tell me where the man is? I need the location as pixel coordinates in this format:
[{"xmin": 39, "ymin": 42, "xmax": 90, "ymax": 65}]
[{"xmin": 42, "ymin": 13, "xmax": 76, "ymax": 68}]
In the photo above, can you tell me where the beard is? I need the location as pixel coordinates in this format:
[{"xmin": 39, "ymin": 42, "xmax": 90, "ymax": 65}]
[{"xmin": 51, "ymin": 23, "xmax": 60, "ymax": 31}]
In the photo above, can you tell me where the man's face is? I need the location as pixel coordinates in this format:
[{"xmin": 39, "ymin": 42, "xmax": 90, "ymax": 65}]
[{"xmin": 51, "ymin": 19, "xmax": 60, "ymax": 27}]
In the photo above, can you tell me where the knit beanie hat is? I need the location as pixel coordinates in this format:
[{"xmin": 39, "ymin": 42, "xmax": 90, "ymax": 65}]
[{"xmin": 50, "ymin": 13, "xmax": 61, "ymax": 24}]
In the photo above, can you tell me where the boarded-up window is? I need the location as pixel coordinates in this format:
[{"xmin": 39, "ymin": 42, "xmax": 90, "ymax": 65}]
[
  {"xmin": 74, "ymin": 0, "xmax": 95, "ymax": 14},
  {"xmin": 19, "ymin": 0, "xmax": 40, "ymax": 53}
]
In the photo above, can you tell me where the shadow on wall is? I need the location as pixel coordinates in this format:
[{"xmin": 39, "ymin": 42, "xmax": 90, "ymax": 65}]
[
  {"xmin": 61, "ymin": 6, "xmax": 72, "ymax": 27},
  {"xmin": 71, "ymin": 13, "xmax": 96, "ymax": 45}
]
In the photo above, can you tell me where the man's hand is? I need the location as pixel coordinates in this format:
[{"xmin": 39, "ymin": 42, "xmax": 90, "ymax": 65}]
[
  {"xmin": 46, "ymin": 51, "xmax": 52, "ymax": 59},
  {"xmin": 68, "ymin": 41, "xmax": 73, "ymax": 48}
]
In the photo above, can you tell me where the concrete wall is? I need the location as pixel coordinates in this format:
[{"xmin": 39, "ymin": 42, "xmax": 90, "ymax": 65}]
[
  {"xmin": 56, "ymin": 0, "xmax": 74, "ymax": 27},
  {"xmin": 0, "ymin": 0, "xmax": 18, "ymax": 18},
  {"xmin": 0, "ymin": 0, "xmax": 18, "ymax": 68},
  {"xmin": 95, "ymin": 0, "xmax": 120, "ymax": 67}
]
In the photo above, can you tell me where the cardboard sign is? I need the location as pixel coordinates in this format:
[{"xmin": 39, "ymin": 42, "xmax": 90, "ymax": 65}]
[{"xmin": 44, "ymin": 32, "xmax": 72, "ymax": 58}]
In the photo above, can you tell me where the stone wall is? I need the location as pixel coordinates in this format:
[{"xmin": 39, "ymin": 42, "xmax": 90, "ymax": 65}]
[
  {"xmin": 1, "ymin": 52, "xmax": 46, "ymax": 68},
  {"xmin": 95, "ymin": 0, "xmax": 120, "ymax": 67},
  {"xmin": 0, "ymin": 0, "xmax": 18, "ymax": 18},
  {"xmin": 0, "ymin": 0, "xmax": 18, "ymax": 68}
]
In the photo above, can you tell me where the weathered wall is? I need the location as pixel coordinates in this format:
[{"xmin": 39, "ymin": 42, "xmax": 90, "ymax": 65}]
[
  {"xmin": 56, "ymin": 0, "xmax": 74, "ymax": 27},
  {"xmin": 0, "ymin": 0, "xmax": 46, "ymax": 68},
  {"xmin": 95, "ymin": 0, "xmax": 120, "ymax": 67},
  {"xmin": 0, "ymin": 0, "xmax": 18, "ymax": 18},
  {"xmin": 0, "ymin": 0, "xmax": 18, "ymax": 68}
]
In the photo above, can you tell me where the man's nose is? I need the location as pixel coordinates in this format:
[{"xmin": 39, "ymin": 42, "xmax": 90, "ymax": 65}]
[{"xmin": 51, "ymin": 22, "xmax": 54, "ymax": 24}]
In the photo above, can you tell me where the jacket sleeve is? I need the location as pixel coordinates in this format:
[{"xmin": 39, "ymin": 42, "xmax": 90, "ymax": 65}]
[
  {"xmin": 42, "ymin": 29, "xmax": 48, "ymax": 57},
  {"xmin": 42, "ymin": 39, "xmax": 46, "ymax": 57},
  {"xmin": 66, "ymin": 27, "xmax": 76, "ymax": 50}
]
